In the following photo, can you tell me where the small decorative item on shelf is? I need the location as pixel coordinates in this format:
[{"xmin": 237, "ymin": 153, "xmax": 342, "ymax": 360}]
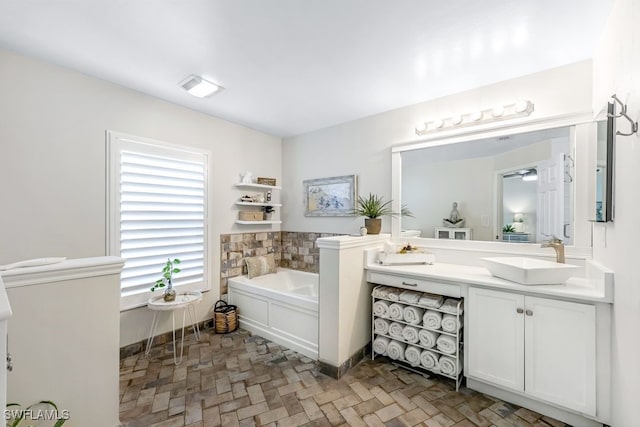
[
  {"xmin": 257, "ymin": 177, "xmax": 277, "ymax": 186},
  {"xmin": 263, "ymin": 205, "xmax": 275, "ymax": 220},
  {"xmin": 442, "ymin": 202, "xmax": 464, "ymax": 228},
  {"xmin": 150, "ymin": 258, "xmax": 182, "ymax": 302},
  {"xmin": 239, "ymin": 211, "xmax": 264, "ymax": 221},
  {"xmin": 240, "ymin": 195, "xmax": 253, "ymax": 202},
  {"xmin": 240, "ymin": 171, "xmax": 253, "ymax": 184}
]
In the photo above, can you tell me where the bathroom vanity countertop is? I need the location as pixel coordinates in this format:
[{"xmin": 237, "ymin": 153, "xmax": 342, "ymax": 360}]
[{"xmin": 365, "ymin": 258, "xmax": 613, "ymax": 303}]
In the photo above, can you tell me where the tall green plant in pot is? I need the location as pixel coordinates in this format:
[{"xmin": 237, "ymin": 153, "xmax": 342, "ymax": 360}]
[{"xmin": 355, "ymin": 193, "xmax": 412, "ymax": 235}]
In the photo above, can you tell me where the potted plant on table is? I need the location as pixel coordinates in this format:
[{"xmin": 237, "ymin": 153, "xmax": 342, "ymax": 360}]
[
  {"xmin": 150, "ymin": 258, "xmax": 181, "ymax": 302},
  {"xmin": 354, "ymin": 193, "xmax": 412, "ymax": 235}
]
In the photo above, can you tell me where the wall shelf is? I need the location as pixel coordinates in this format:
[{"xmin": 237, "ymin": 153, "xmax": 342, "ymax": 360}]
[
  {"xmin": 234, "ymin": 183, "xmax": 282, "ymax": 190},
  {"xmin": 235, "ymin": 220, "xmax": 282, "ymax": 225},
  {"xmin": 234, "ymin": 180, "xmax": 281, "ymax": 226},
  {"xmin": 236, "ymin": 201, "xmax": 282, "ymax": 207}
]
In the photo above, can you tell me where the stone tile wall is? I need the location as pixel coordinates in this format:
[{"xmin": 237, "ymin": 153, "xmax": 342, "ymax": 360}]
[
  {"xmin": 280, "ymin": 231, "xmax": 340, "ymax": 273},
  {"xmin": 220, "ymin": 232, "xmax": 281, "ymax": 296},
  {"xmin": 219, "ymin": 231, "xmax": 341, "ymax": 297}
]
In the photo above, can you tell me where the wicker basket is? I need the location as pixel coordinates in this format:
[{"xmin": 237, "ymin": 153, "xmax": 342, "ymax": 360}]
[
  {"xmin": 213, "ymin": 300, "xmax": 238, "ymax": 334},
  {"xmin": 257, "ymin": 177, "xmax": 277, "ymax": 186}
]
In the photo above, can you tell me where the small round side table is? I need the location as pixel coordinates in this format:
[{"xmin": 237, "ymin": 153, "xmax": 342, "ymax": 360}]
[{"xmin": 145, "ymin": 291, "xmax": 203, "ymax": 365}]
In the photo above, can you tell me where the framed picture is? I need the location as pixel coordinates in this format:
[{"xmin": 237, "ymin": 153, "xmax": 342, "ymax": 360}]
[{"xmin": 304, "ymin": 175, "xmax": 357, "ymax": 216}]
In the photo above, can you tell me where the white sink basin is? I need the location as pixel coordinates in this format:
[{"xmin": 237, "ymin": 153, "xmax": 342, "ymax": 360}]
[{"xmin": 481, "ymin": 257, "xmax": 580, "ymax": 285}]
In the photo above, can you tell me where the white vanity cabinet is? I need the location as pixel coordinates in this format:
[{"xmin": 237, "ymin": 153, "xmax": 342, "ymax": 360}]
[{"xmin": 467, "ymin": 287, "xmax": 596, "ymax": 416}]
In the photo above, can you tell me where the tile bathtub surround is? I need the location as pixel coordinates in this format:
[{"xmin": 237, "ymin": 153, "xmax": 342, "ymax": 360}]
[
  {"xmin": 280, "ymin": 232, "xmax": 340, "ymax": 273},
  {"xmin": 220, "ymin": 232, "xmax": 282, "ymax": 296},
  {"xmin": 219, "ymin": 231, "xmax": 340, "ymax": 296},
  {"xmin": 120, "ymin": 328, "xmax": 569, "ymax": 427}
]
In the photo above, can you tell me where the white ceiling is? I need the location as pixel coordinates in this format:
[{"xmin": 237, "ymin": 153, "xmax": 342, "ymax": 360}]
[{"xmin": 0, "ymin": 1, "xmax": 613, "ymax": 137}]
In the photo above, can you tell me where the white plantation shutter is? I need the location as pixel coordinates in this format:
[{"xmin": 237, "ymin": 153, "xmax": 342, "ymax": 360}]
[{"xmin": 107, "ymin": 132, "xmax": 209, "ymax": 309}]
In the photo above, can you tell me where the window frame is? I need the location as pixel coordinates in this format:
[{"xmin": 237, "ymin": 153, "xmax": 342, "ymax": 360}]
[{"xmin": 106, "ymin": 130, "xmax": 210, "ymax": 311}]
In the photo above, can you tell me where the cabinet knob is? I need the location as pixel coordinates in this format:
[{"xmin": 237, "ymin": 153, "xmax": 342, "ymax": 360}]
[
  {"xmin": 6, "ymin": 352, "xmax": 12, "ymax": 372},
  {"xmin": 525, "ymin": 309, "xmax": 533, "ymax": 316},
  {"xmin": 516, "ymin": 308, "xmax": 524, "ymax": 314}
]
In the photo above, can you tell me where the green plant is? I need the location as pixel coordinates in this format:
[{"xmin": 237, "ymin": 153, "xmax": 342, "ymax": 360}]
[
  {"xmin": 150, "ymin": 258, "xmax": 181, "ymax": 292},
  {"xmin": 502, "ymin": 224, "xmax": 516, "ymax": 233},
  {"xmin": 6, "ymin": 400, "xmax": 68, "ymax": 427},
  {"xmin": 354, "ymin": 193, "xmax": 413, "ymax": 219}
]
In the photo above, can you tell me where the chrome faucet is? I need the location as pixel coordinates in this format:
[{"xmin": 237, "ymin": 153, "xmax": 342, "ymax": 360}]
[{"xmin": 541, "ymin": 237, "xmax": 565, "ymax": 263}]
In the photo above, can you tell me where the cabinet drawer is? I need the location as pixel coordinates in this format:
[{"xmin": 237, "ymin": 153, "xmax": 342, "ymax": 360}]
[{"xmin": 367, "ymin": 272, "xmax": 461, "ymax": 298}]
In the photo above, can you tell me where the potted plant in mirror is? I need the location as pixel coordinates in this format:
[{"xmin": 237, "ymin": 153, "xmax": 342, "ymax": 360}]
[
  {"xmin": 354, "ymin": 193, "xmax": 413, "ymax": 235},
  {"xmin": 150, "ymin": 258, "xmax": 182, "ymax": 302},
  {"xmin": 502, "ymin": 224, "xmax": 516, "ymax": 234}
]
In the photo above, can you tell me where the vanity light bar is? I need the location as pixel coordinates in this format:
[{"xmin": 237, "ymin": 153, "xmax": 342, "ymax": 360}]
[{"xmin": 415, "ymin": 100, "xmax": 534, "ymax": 136}]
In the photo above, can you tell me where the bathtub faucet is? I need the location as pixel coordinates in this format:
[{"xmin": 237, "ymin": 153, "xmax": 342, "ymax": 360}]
[{"xmin": 541, "ymin": 236, "xmax": 565, "ymax": 264}]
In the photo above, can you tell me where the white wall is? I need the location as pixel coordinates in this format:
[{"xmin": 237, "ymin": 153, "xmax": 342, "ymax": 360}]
[
  {"xmin": 592, "ymin": 0, "xmax": 640, "ymax": 425},
  {"xmin": 0, "ymin": 48, "xmax": 282, "ymax": 346},
  {"xmin": 282, "ymin": 61, "xmax": 593, "ymax": 236}
]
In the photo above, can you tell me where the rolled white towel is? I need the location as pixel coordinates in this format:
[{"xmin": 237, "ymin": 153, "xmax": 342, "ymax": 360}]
[
  {"xmin": 388, "ymin": 303, "xmax": 405, "ymax": 320},
  {"xmin": 375, "ymin": 286, "xmax": 390, "ymax": 298},
  {"xmin": 440, "ymin": 298, "xmax": 463, "ymax": 314},
  {"xmin": 418, "ymin": 292, "xmax": 444, "ymax": 309},
  {"xmin": 404, "ymin": 345, "xmax": 422, "ymax": 367},
  {"xmin": 388, "ymin": 322, "xmax": 404, "ymax": 339},
  {"xmin": 418, "ymin": 329, "xmax": 438, "ymax": 348},
  {"xmin": 373, "ymin": 300, "xmax": 390, "ymax": 317},
  {"xmin": 373, "ymin": 336, "xmax": 390, "ymax": 355},
  {"xmin": 374, "ymin": 318, "xmax": 391, "ymax": 335},
  {"xmin": 439, "ymin": 355, "xmax": 462, "ymax": 376},
  {"xmin": 401, "ymin": 325, "xmax": 419, "ymax": 344},
  {"xmin": 436, "ymin": 335, "xmax": 457, "ymax": 355},
  {"xmin": 403, "ymin": 306, "xmax": 425, "ymax": 325},
  {"xmin": 422, "ymin": 310, "xmax": 443, "ymax": 330},
  {"xmin": 386, "ymin": 340, "xmax": 406, "ymax": 360},
  {"xmin": 420, "ymin": 350, "xmax": 440, "ymax": 371},
  {"xmin": 399, "ymin": 290, "xmax": 421, "ymax": 305},
  {"xmin": 386, "ymin": 288, "xmax": 401, "ymax": 301},
  {"xmin": 441, "ymin": 314, "xmax": 461, "ymax": 333}
]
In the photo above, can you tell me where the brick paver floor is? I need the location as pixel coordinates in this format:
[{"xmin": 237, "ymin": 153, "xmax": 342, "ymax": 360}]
[{"xmin": 120, "ymin": 329, "xmax": 568, "ymax": 427}]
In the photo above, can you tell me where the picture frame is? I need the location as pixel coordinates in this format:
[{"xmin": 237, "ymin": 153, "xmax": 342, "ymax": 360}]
[{"xmin": 304, "ymin": 175, "xmax": 357, "ymax": 216}]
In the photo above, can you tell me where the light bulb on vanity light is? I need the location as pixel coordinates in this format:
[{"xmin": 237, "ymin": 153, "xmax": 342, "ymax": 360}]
[
  {"xmin": 451, "ymin": 114, "xmax": 463, "ymax": 125},
  {"xmin": 492, "ymin": 106, "xmax": 504, "ymax": 117},
  {"xmin": 470, "ymin": 111, "xmax": 483, "ymax": 121},
  {"xmin": 514, "ymin": 99, "xmax": 530, "ymax": 113},
  {"xmin": 433, "ymin": 118, "xmax": 444, "ymax": 129}
]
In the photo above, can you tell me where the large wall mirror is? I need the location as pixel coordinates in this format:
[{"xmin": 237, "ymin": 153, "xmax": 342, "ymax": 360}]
[{"xmin": 392, "ymin": 115, "xmax": 595, "ymax": 248}]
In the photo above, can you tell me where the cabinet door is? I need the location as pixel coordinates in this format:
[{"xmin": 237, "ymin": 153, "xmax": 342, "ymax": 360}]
[
  {"xmin": 524, "ymin": 296, "xmax": 596, "ymax": 415},
  {"xmin": 468, "ymin": 288, "xmax": 525, "ymax": 391}
]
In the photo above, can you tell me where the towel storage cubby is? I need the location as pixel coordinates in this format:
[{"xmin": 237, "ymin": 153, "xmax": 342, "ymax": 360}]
[{"xmin": 371, "ymin": 285, "xmax": 464, "ymax": 390}]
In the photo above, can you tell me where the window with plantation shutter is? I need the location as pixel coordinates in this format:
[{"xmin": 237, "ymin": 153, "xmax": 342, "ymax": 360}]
[{"xmin": 107, "ymin": 131, "xmax": 209, "ymax": 310}]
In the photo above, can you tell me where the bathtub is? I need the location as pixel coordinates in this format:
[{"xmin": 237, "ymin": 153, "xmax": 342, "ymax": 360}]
[{"xmin": 228, "ymin": 268, "xmax": 319, "ymax": 359}]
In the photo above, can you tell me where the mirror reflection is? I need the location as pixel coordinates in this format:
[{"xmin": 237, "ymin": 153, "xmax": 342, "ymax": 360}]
[
  {"xmin": 401, "ymin": 127, "xmax": 575, "ymax": 244},
  {"xmin": 594, "ymin": 102, "xmax": 614, "ymax": 222}
]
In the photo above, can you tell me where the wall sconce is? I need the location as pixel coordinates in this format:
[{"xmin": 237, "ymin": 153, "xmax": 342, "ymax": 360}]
[{"xmin": 415, "ymin": 100, "xmax": 534, "ymax": 135}]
